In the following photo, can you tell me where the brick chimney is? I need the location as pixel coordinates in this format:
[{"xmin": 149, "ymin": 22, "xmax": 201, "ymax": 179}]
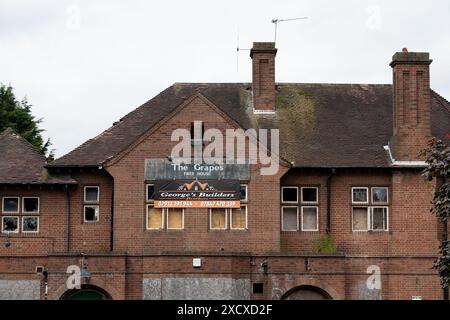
[
  {"xmin": 250, "ymin": 42, "xmax": 277, "ymax": 113},
  {"xmin": 389, "ymin": 49, "xmax": 433, "ymax": 161}
]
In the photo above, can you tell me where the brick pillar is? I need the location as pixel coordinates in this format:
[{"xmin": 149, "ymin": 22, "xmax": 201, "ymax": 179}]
[
  {"xmin": 250, "ymin": 42, "xmax": 277, "ymax": 112},
  {"xmin": 389, "ymin": 49, "xmax": 433, "ymax": 161}
]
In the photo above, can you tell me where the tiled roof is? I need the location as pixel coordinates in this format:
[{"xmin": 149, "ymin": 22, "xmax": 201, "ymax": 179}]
[
  {"xmin": 0, "ymin": 128, "xmax": 76, "ymax": 184},
  {"xmin": 48, "ymin": 83, "xmax": 450, "ymax": 168}
]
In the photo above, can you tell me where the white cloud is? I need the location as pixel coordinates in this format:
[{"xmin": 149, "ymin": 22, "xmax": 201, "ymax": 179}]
[{"xmin": 0, "ymin": 0, "xmax": 449, "ymax": 156}]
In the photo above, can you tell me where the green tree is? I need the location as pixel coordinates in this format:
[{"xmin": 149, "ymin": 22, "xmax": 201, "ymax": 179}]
[
  {"xmin": 0, "ymin": 84, "xmax": 52, "ymax": 155},
  {"xmin": 421, "ymin": 138, "xmax": 450, "ymax": 295}
]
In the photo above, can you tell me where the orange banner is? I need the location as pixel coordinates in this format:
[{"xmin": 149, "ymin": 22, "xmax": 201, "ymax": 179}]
[{"xmin": 154, "ymin": 200, "xmax": 241, "ymax": 208}]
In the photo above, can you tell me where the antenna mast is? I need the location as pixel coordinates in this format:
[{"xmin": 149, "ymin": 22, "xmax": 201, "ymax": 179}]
[{"xmin": 271, "ymin": 17, "xmax": 308, "ymax": 43}]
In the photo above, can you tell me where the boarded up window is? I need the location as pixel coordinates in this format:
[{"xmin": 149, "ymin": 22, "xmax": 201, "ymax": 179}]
[
  {"xmin": 147, "ymin": 205, "xmax": 163, "ymax": 229},
  {"xmin": 282, "ymin": 207, "xmax": 298, "ymax": 231},
  {"xmin": 302, "ymin": 207, "xmax": 318, "ymax": 231},
  {"xmin": 167, "ymin": 208, "xmax": 183, "ymax": 229},
  {"xmin": 211, "ymin": 208, "xmax": 226, "ymax": 229},
  {"xmin": 231, "ymin": 206, "xmax": 246, "ymax": 229},
  {"xmin": 352, "ymin": 207, "xmax": 368, "ymax": 231}
]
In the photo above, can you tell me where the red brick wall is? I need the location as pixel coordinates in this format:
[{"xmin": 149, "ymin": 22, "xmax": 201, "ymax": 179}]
[{"xmin": 107, "ymin": 96, "xmax": 287, "ymax": 255}]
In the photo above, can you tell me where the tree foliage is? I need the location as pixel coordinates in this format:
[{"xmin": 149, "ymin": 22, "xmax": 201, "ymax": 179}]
[
  {"xmin": 0, "ymin": 84, "xmax": 52, "ymax": 155},
  {"xmin": 421, "ymin": 138, "xmax": 450, "ymax": 289}
]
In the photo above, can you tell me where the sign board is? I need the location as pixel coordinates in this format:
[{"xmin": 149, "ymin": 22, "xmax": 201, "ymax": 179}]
[
  {"xmin": 154, "ymin": 179, "xmax": 241, "ymax": 208},
  {"xmin": 145, "ymin": 159, "xmax": 250, "ymax": 180}
]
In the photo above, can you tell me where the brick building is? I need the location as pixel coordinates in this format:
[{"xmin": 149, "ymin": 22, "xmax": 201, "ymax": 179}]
[{"xmin": 0, "ymin": 43, "xmax": 449, "ymax": 300}]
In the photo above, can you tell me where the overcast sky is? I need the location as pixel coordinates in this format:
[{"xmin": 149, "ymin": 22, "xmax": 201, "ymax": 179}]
[{"xmin": 1, "ymin": 0, "xmax": 449, "ymax": 157}]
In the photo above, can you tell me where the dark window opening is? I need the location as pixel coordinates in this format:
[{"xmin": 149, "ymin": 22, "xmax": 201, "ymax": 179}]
[
  {"xmin": 282, "ymin": 187, "xmax": 298, "ymax": 203},
  {"xmin": 253, "ymin": 283, "xmax": 264, "ymax": 294},
  {"xmin": 23, "ymin": 197, "xmax": 39, "ymax": 213}
]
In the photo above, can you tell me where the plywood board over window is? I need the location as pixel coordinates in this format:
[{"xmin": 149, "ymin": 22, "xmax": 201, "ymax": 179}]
[
  {"xmin": 167, "ymin": 208, "xmax": 184, "ymax": 229},
  {"xmin": 210, "ymin": 208, "xmax": 227, "ymax": 230},
  {"xmin": 231, "ymin": 206, "xmax": 247, "ymax": 229}
]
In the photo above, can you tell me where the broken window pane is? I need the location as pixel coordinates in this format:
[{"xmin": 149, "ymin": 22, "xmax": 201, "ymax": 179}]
[
  {"xmin": 23, "ymin": 197, "xmax": 39, "ymax": 213},
  {"xmin": 147, "ymin": 185, "xmax": 155, "ymax": 202},
  {"xmin": 282, "ymin": 207, "xmax": 298, "ymax": 231},
  {"xmin": 84, "ymin": 206, "xmax": 99, "ymax": 222},
  {"xmin": 371, "ymin": 207, "xmax": 388, "ymax": 231},
  {"xmin": 167, "ymin": 208, "xmax": 183, "ymax": 229},
  {"xmin": 84, "ymin": 187, "xmax": 99, "ymax": 202},
  {"xmin": 231, "ymin": 206, "xmax": 246, "ymax": 229},
  {"xmin": 3, "ymin": 197, "xmax": 19, "ymax": 212},
  {"xmin": 211, "ymin": 208, "xmax": 226, "ymax": 229},
  {"xmin": 282, "ymin": 187, "xmax": 298, "ymax": 203},
  {"xmin": 147, "ymin": 205, "xmax": 163, "ymax": 229},
  {"xmin": 352, "ymin": 207, "xmax": 368, "ymax": 231},
  {"xmin": 302, "ymin": 188, "xmax": 318, "ymax": 203},
  {"xmin": 2, "ymin": 216, "xmax": 18, "ymax": 233},
  {"xmin": 372, "ymin": 187, "xmax": 388, "ymax": 204},
  {"xmin": 302, "ymin": 207, "xmax": 318, "ymax": 231},
  {"xmin": 352, "ymin": 188, "xmax": 368, "ymax": 203},
  {"xmin": 22, "ymin": 216, "xmax": 39, "ymax": 232}
]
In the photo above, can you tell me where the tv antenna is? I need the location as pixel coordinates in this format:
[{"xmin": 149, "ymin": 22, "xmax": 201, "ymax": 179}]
[
  {"xmin": 271, "ymin": 17, "xmax": 308, "ymax": 43},
  {"xmin": 236, "ymin": 28, "xmax": 250, "ymax": 72}
]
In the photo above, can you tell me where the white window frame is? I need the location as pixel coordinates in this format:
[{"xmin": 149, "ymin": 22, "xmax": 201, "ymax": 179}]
[
  {"xmin": 83, "ymin": 205, "xmax": 99, "ymax": 223},
  {"xmin": 370, "ymin": 207, "xmax": 389, "ymax": 232},
  {"xmin": 2, "ymin": 197, "xmax": 20, "ymax": 213},
  {"xmin": 22, "ymin": 197, "xmax": 40, "ymax": 214},
  {"xmin": 22, "ymin": 216, "xmax": 39, "ymax": 233},
  {"xmin": 166, "ymin": 208, "xmax": 185, "ymax": 230},
  {"xmin": 209, "ymin": 208, "xmax": 228, "ymax": 230},
  {"xmin": 351, "ymin": 207, "xmax": 370, "ymax": 232},
  {"xmin": 240, "ymin": 184, "xmax": 248, "ymax": 203},
  {"xmin": 146, "ymin": 205, "xmax": 164, "ymax": 230},
  {"xmin": 301, "ymin": 187, "xmax": 319, "ymax": 204},
  {"xmin": 301, "ymin": 206, "xmax": 319, "ymax": 231},
  {"xmin": 281, "ymin": 206, "xmax": 299, "ymax": 231},
  {"xmin": 371, "ymin": 187, "xmax": 389, "ymax": 204},
  {"xmin": 281, "ymin": 186, "xmax": 298, "ymax": 204},
  {"xmin": 351, "ymin": 187, "xmax": 369, "ymax": 204},
  {"xmin": 2, "ymin": 216, "xmax": 19, "ymax": 234},
  {"xmin": 230, "ymin": 205, "xmax": 248, "ymax": 230},
  {"xmin": 146, "ymin": 184, "xmax": 155, "ymax": 203},
  {"xmin": 84, "ymin": 186, "xmax": 100, "ymax": 203}
]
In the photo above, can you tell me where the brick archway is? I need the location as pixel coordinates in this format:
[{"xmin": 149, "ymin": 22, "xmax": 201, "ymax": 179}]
[
  {"xmin": 277, "ymin": 277, "xmax": 341, "ymax": 300},
  {"xmin": 52, "ymin": 277, "xmax": 122, "ymax": 300}
]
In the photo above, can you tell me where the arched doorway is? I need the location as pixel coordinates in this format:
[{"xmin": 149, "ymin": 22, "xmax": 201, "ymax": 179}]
[
  {"xmin": 281, "ymin": 285, "xmax": 332, "ymax": 300},
  {"xmin": 60, "ymin": 284, "xmax": 112, "ymax": 300}
]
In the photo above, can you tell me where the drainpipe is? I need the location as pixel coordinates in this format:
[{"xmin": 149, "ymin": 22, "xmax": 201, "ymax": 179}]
[
  {"xmin": 110, "ymin": 176, "xmax": 115, "ymax": 252},
  {"xmin": 441, "ymin": 176, "xmax": 449, "ymax": 300},
  {"xmin": 65, "ymin": 185, "xmax": 71, "ymax": 252},
  {"xmin": 326, "ymin": 169, "xmax": 335, "ymax": 234}
]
